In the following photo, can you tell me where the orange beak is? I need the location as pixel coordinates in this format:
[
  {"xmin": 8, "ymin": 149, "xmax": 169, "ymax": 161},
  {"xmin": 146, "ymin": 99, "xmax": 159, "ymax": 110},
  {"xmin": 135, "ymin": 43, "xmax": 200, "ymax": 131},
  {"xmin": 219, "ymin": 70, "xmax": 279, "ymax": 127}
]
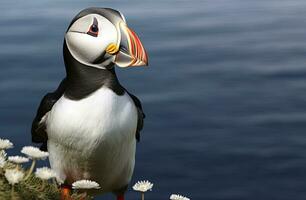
[{"xmin": 114, "ymin": 22, "xmax": 148, "ymax": 67}]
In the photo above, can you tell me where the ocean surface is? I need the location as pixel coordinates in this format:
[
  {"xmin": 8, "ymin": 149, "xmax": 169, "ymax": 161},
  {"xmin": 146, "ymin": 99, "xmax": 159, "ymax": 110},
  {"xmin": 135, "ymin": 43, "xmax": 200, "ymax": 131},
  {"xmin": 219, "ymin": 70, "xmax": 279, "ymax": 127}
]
[{"xmin": 1, "ymin": 0, "xmax": 306, "ymax": 199}]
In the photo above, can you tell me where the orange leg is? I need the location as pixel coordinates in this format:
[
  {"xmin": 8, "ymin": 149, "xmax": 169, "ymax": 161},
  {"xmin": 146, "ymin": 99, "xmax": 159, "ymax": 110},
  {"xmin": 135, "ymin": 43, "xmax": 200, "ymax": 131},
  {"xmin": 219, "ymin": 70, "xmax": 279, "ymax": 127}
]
[
  {"xmin": 60, "ymin": 185, "xmax": 72, "ymax": 200},
  {"xmin": 117, "ymin": 194, "xmax": 124, "ymax": 200}
]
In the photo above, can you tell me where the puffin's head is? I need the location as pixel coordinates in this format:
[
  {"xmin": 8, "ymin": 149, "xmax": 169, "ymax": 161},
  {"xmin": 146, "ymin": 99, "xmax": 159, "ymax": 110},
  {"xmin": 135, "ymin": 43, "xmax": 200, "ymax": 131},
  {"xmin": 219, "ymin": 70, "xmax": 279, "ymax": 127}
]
[{"xmin": 64, "ymin": 7, "xmax": 148, "ymax": 69}]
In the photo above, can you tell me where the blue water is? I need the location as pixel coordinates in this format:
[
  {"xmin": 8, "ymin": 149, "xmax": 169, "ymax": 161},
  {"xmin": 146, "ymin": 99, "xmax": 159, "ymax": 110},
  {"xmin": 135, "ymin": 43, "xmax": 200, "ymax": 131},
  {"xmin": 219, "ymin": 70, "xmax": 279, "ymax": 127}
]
[{"xmin": 1, "ymin": 0, "xmax": 306, "ymax": 199}]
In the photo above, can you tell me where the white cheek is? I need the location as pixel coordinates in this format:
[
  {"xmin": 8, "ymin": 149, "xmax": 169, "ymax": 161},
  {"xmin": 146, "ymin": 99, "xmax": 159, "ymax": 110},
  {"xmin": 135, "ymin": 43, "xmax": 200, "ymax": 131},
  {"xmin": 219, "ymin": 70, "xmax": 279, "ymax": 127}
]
[{"xmin": 66, "ymin": 32, "xmax": 102, "ymax": 63}]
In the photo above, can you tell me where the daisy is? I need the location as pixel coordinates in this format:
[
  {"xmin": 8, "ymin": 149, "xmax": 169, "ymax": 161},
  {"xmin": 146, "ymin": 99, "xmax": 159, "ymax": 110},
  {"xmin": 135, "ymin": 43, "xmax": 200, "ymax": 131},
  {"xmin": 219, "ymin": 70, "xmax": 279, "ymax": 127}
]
[
  {"xmin": 0, "ymin": 138, "xmax": 13, "ymax": 150},
  {"xmin": 8, "ymin": 156, "xmax": 29, "ymax": 164},
  {"xmin": 170, "ymin": 194, "xmax": 190, "ymax": 200},
  {"xmin": 21, "ymin": 146, "xmax": 49, "ymax": 179},
  {"xmin": 21, "ymin": 146, "xmax": 49, "ymax": 160},
  {"xmin": 133, "ymin": 180, "xmax": 153, "ymax": 200},
  {"xmin": 5, "ymin": 169, "xmax": 24, "ymax": 185},
  {"xmin": 35, "ymin": 167, "xmax": 56, "ymax": 180},
  {"xmin": 72, "ymin": 180, "xmax": 101, "ymax": 190},
  {"xmin": 133, "ymin": 180, "xmax": 153, "ymax": 192}
]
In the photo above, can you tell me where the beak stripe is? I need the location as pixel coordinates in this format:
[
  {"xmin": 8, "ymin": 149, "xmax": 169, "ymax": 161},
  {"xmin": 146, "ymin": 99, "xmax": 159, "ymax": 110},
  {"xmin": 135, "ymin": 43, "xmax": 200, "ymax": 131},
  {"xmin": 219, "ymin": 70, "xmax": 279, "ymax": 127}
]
[
  {"xmin": 127, "ymin": 28, "xmax": 139, "ymax": 65},
  {"xmin": 128, "ymin": 28, "xmax": 147, "ymax": 65},
  {"xmin": 115, "ymin": 22, "xmax": 148, "ymax": 67}
]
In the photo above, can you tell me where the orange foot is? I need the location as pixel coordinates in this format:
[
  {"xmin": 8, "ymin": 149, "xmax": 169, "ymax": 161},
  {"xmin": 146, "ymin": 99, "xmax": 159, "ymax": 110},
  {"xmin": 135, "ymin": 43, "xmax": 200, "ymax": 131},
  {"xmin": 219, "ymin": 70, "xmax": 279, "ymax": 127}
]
[{"xmin": 61, "ymin": 185, "xmax": 72, "ymax": 200}]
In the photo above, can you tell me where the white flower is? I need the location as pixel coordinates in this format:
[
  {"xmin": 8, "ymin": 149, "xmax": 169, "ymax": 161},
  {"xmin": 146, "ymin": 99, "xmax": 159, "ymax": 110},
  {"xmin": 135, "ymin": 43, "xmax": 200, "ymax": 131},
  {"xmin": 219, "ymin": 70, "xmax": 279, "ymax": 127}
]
[
  {"xmin": 8, "ymin": 156, "xmax": 29, "ymax": 164},
  {"xmin": 35, "ymin": 167, "xmax": 56, "ymax": 180},
  {"xmin": 170, "ymin": 194, "xmax": 190, "ymax": 200},
  {"xmin": 5, "ymin": 169, "xmax": 24, "ymax": 185},
  {"xmin": 21, "ymin": 146, "xmax": 49, "ymax": 160},
  {"xmin": 0, "ymin": 156, "xmax": 6, "ymax": 168},
  {"xmin": 72, "ymin": 180, "xmax": 101, "ymax": 189},
  {"xmin": 133, "ymin": 180, "xmax": 153, "ymax": 192},
  {"xmin": 0, "ymin": 139, "xmax": 13, "ymax": 150}
]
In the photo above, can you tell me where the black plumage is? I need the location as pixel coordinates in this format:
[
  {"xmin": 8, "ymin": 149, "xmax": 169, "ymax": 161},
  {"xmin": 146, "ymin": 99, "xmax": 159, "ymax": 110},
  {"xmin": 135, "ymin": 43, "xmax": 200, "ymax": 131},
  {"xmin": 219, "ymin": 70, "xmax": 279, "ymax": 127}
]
[{"xmin": 31, "ymin": 79, "xmax": 66, "ymax": 150}]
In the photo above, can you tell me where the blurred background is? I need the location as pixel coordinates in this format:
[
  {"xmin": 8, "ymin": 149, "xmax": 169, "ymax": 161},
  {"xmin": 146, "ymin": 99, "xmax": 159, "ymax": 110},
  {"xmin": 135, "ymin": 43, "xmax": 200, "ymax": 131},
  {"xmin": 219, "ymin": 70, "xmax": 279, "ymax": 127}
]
[{"xmin": 1, "ymin": 0, "xmax": 306, "ymax": 199}]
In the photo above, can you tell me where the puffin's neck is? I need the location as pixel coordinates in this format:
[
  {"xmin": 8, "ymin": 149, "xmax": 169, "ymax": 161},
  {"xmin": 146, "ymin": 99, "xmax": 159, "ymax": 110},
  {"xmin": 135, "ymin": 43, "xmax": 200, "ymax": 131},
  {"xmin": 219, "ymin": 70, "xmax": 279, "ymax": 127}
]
[{"xmin": 63, "ymin": 42, "xmax": 125, "ymax": 100}]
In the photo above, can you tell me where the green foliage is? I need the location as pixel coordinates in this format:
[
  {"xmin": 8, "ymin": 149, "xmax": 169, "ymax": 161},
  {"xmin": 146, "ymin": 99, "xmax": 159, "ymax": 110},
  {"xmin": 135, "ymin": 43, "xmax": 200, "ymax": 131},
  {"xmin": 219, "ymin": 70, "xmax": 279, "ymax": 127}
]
[{"xmin": 0, "ymin": 162, "xmax": 91, "ymax": 200}]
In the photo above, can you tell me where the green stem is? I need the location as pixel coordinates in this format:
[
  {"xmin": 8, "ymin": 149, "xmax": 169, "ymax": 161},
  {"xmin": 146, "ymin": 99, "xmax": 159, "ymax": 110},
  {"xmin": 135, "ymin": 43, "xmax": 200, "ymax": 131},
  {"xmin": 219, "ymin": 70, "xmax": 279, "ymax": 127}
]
[
  {"xmin": 141, "ymin": 192, "xmax": 145, "ymax": 200},
  {"xmin": 39, "ymin": 181, "xmax": 45, "ymax": 191},
  {"xmin": 11, "ymin": 185, "xmax": 14, "ymax": 200},
  {"xmin": 81, "ymin": 192, "xmax": 87, "ymax": 199},
  {"xmin": 25, "ymin": 159, "xmax": 36, "ymax": 180},
  {"xmin": 0, "ymin": 150, "xmax": 6, "ymax": 158}
]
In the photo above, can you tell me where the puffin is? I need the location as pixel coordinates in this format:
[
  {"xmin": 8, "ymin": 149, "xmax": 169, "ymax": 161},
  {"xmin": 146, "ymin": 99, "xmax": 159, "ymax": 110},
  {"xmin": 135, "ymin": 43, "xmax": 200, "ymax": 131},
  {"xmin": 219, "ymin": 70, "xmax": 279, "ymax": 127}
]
[{"xmin": 31, "ymin": 7, "xmax": 148, "ymax": 200}]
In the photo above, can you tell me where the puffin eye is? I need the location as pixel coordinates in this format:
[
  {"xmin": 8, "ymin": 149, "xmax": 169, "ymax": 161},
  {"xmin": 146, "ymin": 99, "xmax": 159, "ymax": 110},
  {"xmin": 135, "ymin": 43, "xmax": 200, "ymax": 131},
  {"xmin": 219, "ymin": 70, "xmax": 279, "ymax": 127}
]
[
  {"xmin": 87, "ymin": 17, "xmax": 99, "ymax": 37},
  {"xmin": 91, "ymin": 24, "xmax": 99, "ymax": 33}
]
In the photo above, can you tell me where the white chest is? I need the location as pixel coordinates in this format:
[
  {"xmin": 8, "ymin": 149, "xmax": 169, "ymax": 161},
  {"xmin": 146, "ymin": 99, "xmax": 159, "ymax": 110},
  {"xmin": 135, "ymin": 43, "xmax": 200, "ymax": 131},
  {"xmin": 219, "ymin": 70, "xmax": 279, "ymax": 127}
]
[
  {"xmin": 46, "ymin": 87, "xmax": 137, "ymax": 149},
  {"xmin": 45, "ymin": 87, "xmax": 138, "ymax": 189}
]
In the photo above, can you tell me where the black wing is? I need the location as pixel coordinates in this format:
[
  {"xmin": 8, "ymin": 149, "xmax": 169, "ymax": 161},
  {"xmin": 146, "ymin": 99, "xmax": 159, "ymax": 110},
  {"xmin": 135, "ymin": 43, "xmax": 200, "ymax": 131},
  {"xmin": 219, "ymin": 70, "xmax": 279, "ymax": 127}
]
[
  {"xmin": 31, "ymin": 79, "xmax": 66, "ymax": 150},
  {"xmin": 126, "ymin": 91, "xmax": 145, "ymax": 142}
]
